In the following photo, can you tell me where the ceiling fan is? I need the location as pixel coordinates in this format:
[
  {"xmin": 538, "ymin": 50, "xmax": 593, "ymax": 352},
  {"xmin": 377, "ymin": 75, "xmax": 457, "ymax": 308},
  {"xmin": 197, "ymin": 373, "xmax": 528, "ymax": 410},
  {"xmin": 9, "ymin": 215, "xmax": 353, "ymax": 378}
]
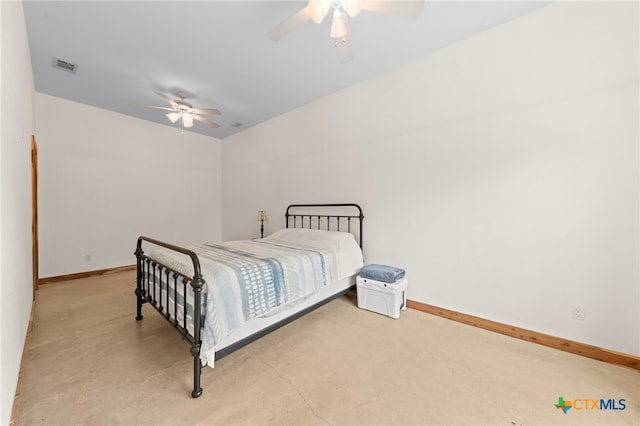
[
  {"xmin": 267, "ymin": 0, "xmax": 426, "ymax": 63},
  {"xmin": 138, "ymin": 91, "xmax": 221, "ymax": 129}
]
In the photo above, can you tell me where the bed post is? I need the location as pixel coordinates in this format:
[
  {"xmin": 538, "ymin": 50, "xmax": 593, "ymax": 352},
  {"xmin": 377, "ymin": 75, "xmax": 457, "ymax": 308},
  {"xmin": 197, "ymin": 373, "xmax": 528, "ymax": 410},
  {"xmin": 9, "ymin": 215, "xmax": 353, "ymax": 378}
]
[
  {"xmin": 134, "ymin": 240, "xmax": 144, "ymax": 321},
  {"xmin": 190, "ymin": 273, "xmax": 205, "ymax": 398},
  {"xmin": 358, "ymin": 206, "xmax": 364, "ymax": 249}
]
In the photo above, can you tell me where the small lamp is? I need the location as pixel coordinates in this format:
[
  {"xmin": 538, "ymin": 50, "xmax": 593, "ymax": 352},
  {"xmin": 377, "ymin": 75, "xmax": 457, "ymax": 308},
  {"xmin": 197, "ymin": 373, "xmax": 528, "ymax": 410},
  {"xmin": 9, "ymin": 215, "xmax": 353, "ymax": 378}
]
[{"xmin": 258, "ymin": 210, "xmax": 267, "ymax": 238}]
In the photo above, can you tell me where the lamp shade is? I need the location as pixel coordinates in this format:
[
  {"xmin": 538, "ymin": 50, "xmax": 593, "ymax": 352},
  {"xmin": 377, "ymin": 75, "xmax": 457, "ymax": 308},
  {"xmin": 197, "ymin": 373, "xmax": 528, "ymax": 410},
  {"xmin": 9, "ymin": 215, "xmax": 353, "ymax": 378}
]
[
  {"xmin": 166, "ymin": 112, "xmax": 180, "ymax": 123},
  {"xmin": 330, "ymin": 11, "xmax": 348, "ymax": 39},
  {"xmin": 182, "ymin": 114, "xmax": 194, "ymax": 128},
  {"xmin": 257, "ymin": 210, "xmax": 267, "ymax": 221}
]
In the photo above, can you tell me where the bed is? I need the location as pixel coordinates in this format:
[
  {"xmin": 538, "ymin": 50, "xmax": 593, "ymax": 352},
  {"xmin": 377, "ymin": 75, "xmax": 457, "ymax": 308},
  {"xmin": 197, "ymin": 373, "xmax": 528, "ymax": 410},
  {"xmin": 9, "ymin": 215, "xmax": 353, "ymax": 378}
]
[{"xmin": 134, "ymin": 203, "xmax": 364, "ymax": 398}]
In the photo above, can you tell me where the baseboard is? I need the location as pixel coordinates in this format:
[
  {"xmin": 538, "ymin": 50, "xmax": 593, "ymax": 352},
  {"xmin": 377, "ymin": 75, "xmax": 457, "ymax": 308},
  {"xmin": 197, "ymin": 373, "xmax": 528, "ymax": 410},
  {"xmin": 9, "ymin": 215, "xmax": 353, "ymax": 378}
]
[
  {"xmin": 10, "ymin": 298, "xmax": 36, "ymax": 425},
  {"xmin": 39, "ymin": 265, "xmax": 136, "ymax": 285},
  {"xmin": 407, "ymin": 300, "xmax": 640, "ymax": 371}
]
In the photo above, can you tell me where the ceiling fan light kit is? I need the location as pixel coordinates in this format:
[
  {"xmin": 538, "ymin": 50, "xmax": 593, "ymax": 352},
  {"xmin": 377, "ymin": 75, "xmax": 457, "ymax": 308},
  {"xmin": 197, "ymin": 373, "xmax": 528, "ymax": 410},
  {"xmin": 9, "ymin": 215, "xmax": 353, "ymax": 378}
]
[
  {"xmin": 267, "ymin": 0, "xmax": 425, "ymax": 63},
  {"xmin": 136, "ymin": 91, "xmax": 221, "ymax": 131},
  {"xmin": 167, "ymin": 112, "xmax": 194, "ymax": 128}
]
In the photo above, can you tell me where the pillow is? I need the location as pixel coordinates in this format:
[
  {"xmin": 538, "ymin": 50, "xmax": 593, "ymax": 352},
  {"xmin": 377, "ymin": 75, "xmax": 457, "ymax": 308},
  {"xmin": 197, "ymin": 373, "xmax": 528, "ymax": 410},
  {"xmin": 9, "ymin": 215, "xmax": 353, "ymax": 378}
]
[
  {"xmin": 266, "ymin": 228, "xmax": 357, "ymax": 250},
  {"xmin": 266, "ymin": 228, "xmax": 364, "ymax": 279}
]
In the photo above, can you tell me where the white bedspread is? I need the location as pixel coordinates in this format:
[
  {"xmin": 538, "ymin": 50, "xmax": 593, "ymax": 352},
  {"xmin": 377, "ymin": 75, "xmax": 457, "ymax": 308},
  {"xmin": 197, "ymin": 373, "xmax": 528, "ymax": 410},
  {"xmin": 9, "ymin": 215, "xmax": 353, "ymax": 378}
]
[{"xmin": 146, "ymin": 229, "xmax": 363, "ymax": 366}]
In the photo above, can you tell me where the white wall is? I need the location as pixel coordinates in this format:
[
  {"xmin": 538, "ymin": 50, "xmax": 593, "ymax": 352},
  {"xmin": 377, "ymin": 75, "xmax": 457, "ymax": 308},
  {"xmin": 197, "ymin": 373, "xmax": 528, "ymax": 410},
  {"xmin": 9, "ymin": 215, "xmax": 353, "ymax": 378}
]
[
  {"xmin": 222, "ymin": 2, "xmax": 639, "ymax": 356},
  {"xmin": 0, "ymin": 1, "xmax": 36, "ymax": 424},
  {"xmin": 36, "ymin": 94, "xmax": 222, "ymax": 278}
]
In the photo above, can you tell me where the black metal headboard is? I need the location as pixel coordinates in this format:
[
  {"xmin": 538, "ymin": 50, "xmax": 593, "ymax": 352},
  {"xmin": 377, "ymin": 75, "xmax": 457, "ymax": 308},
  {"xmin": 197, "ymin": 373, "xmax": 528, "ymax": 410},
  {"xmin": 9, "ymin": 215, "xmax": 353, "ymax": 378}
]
[{"xmin": 285, "ymin": 203, "xmax": 364, "ymax": 248}]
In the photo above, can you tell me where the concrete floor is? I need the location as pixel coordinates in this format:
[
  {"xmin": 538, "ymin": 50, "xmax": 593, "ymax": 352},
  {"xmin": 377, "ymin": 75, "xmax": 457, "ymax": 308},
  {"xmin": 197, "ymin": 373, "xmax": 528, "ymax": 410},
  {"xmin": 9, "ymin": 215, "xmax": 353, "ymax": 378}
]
[{"xmin": 15, "ymin": 271, "xmax": 639, "ymax": 425}]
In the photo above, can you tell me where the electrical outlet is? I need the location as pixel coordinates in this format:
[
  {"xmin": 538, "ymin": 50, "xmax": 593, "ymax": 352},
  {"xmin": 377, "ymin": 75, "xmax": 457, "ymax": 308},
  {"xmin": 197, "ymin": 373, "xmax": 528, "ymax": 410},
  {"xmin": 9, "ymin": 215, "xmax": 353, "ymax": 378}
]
[
  {"xmin": 85, "ymin": 254, "xmax": 92, "ymax": 262},
  {"xmin": 571, "ymin": 305, "xmax": 586, "ymax": 321}
]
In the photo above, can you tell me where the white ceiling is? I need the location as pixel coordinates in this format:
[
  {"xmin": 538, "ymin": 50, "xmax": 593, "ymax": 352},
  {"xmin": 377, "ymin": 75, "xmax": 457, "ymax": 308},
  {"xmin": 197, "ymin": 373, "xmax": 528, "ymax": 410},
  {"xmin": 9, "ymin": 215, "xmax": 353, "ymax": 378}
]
[{"xmin": 24, "ymin": 1, "xmax": 549, "ymax": 139}]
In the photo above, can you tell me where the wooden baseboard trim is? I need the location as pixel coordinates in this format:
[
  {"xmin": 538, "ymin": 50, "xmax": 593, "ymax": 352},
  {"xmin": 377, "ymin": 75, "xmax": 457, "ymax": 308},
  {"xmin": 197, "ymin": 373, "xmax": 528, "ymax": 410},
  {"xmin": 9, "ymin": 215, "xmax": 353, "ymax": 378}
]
[
  {"xmin": 39, "ymin": 265, "xmax": 136, "ymax": 285},
  {"xmin": 10, "ymin": 298, "xmax": 36, "ymax": 425},
  {"xmin": 407, "ymin": 300, "xmax": 640, "ymax": 371}
]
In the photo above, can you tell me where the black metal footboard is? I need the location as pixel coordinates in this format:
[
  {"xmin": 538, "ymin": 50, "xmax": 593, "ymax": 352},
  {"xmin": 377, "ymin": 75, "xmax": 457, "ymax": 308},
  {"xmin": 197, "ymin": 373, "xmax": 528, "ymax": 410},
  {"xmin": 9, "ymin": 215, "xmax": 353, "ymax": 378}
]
[{"xmin": 134, "ymin": 236, "xmax": 205, "ymax": 398}]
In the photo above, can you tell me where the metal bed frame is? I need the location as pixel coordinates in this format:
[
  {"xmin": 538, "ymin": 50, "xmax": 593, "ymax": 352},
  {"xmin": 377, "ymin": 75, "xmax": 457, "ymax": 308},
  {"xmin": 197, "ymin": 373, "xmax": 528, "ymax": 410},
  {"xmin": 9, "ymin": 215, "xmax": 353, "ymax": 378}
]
[{"xmin": 134, "ymin": 203, "xmax": 364, "ymax": 398}]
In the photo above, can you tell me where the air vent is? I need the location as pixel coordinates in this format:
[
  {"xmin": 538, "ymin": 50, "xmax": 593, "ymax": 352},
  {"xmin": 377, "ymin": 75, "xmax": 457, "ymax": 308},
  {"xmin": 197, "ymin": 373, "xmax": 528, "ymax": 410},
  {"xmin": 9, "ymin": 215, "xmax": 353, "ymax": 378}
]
[
  {"xmin": 230, "ymin": 122, "xmax": 243, "ymax": 128},
  {"xmin": 53, "ymin": 57, "xmax": 77, "ymax": 74}
]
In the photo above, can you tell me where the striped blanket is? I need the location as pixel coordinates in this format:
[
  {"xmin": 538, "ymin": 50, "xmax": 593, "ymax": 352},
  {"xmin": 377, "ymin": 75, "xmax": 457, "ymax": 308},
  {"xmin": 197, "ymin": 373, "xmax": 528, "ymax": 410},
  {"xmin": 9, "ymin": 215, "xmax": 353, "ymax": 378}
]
[{"xmin": 147, "ymin": 238, "xmax": 340, "ymax": 366}]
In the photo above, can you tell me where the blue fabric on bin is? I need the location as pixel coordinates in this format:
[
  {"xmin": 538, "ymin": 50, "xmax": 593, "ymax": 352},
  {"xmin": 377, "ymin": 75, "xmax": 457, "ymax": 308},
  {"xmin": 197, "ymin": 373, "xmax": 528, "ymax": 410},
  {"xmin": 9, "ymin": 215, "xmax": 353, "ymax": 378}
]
[{"xmin": 360, "ymin": 264, "xmax": 405, "ymax": 283}]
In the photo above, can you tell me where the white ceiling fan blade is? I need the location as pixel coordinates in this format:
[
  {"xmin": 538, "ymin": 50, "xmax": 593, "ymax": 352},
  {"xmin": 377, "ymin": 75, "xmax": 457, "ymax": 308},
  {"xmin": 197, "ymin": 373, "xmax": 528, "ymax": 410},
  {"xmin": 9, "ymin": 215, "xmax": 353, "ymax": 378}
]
[
  {"xmin": 192, "ymin": 107, "xmax": 221, "ymax": 116},
  {"xmin": 154, "ymin": 91, "xmax": 177, "ymax": 105},
  {"xmin": 193, "ymin": 114, "xmax": 220, "ymax": 129},
  {"xmin": 343, "ymin": 0, "xmax": 364, "ymax": 17},
  {"xmin": 309, "ymin": 0, "xmax": 332, "ymax": 23},
  {"xmin": 335, "ymin": 36, "xmax": 353, "ymax": 63},
  {"xmin": 267, "ymin": 5, "xmax": 311, "ymax": 41},
  {"xmin": 361, "ymin": 0, "xmax": 425, "ymax": 19},
  {"xmin": 133, "ymin": 104, "xmax": 175, "ymax": 112}
]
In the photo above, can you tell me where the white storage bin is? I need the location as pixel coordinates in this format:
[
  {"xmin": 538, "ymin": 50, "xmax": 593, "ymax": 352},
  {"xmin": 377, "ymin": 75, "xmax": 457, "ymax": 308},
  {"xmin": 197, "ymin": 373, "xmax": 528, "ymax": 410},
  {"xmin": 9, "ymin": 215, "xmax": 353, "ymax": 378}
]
[{"xmin": 356, "ymin": 276, "xmax": 408, "ymax": 319}]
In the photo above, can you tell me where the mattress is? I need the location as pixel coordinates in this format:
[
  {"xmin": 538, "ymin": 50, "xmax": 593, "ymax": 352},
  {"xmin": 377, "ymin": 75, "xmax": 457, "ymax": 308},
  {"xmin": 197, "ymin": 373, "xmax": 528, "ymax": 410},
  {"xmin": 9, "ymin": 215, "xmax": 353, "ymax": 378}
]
[{"xmin": 145, "ymin": 228, "xmax": 363, "ymax": 367}]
